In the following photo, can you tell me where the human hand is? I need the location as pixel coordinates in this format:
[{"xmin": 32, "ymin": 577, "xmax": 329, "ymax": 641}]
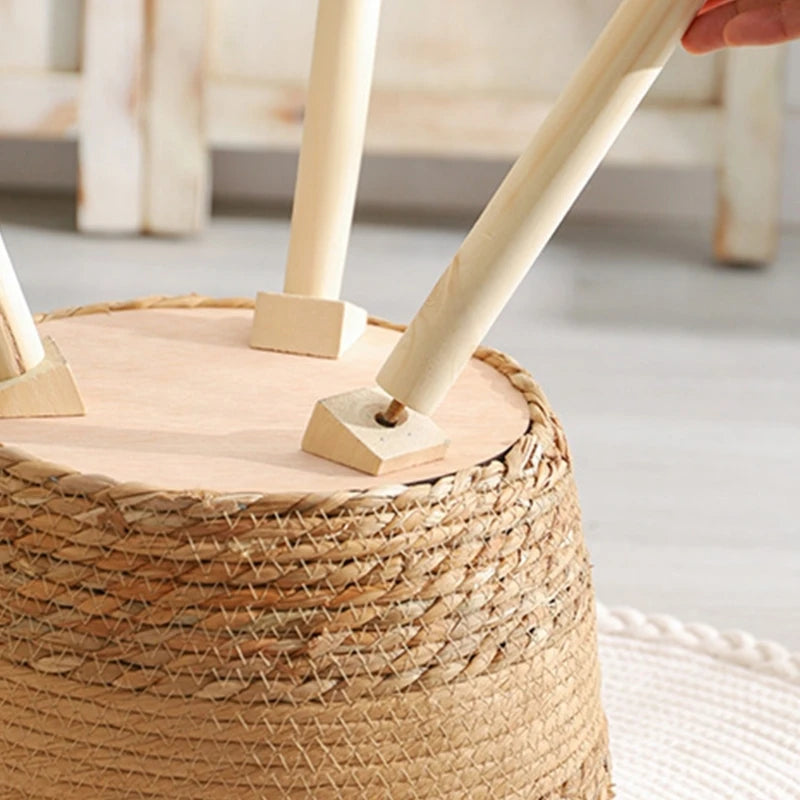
[{"xmin": 683, "ymin": 0, "xmax": 800, "ymax": 53}]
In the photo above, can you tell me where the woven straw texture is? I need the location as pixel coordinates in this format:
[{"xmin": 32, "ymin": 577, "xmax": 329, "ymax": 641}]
[
  {"xmin": 598, "ymin": 606, "xmax": 800, "ymax": 800},
  {"xmin": 0, "ymin": 297, "xmax": 611, "ymax": 799}
]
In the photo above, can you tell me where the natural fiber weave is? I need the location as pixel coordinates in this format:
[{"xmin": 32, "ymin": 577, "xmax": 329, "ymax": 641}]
[{"xmin": 0, "ymin": 297, "xmax": 611, "ymax": 799}]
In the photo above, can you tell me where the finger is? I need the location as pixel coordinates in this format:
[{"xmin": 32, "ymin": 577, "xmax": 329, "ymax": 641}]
[
  {"xmin": 724, "ymin": 2, "xmax": 800, "ymax": 44},
  {"xmin": 702, "ymin": 0, "xmax": 799, "ymax": 12},
  {"xmin": 682, "ymin": 4, "xmax": 738, "ymax": 52},
  {"xmin": 684, "ymin": 0, "xmax": 800, "ymax": 51},
  {"xmin": 698, "ymin": 0, "xmax": 735, "ymax": 15}
]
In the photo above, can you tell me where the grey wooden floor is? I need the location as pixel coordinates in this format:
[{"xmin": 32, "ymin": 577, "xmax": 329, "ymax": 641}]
[{"xmin": 1, "ymin": 193, "xmax": 798, "ymax": 648}]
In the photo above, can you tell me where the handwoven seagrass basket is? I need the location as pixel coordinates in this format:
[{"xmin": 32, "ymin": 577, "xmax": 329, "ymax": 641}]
[{"xmin": 0, "ymin": 298, "xmax": 611, "ymax": 799}]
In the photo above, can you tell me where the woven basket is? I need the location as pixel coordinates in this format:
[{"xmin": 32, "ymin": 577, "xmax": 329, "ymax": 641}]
[{"xmin": 0, "ymin": 298, "xmax": 612, "ymax": 799}]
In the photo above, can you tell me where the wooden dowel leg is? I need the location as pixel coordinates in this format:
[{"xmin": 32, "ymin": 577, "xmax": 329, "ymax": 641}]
[
  {"xmin": 284, "ymin": 0, "xmax": 382, "ymax": 299},
  {"xmin": 301, "ymin": 0, "xmax": 704, "ymax": 476},
  {"xmin": 0, "ymin": 232, "xmax": 45, "ymax": 380},
  {"xmin": 715, "ymin": 46, "xmax": 786, "ymax": 265},
  {"xmin": 377, "ymin": 0, "xmax": 705, "ymax": 416},
  {"xmin": 251, "ymin": 0, "xmax": 380, "ymax": 359},
  {"xmin": 0, "ymin": 232, "xmax": 84, "ymax": 418}
]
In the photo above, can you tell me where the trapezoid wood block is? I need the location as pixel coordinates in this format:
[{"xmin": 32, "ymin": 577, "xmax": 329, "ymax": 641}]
[
  {"xmin": 0, "ymin": 337, "xmax": 85, "ymax": 419},
  {"xmin": 250, "ymin": 291, "xmax": 367, "ymax": 359},
  {"xmin": 301, "ymin": 387, "xmax": 449, "ymax": 476}
]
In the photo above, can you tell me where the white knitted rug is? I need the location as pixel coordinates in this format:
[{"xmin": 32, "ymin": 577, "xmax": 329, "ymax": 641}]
[{"xmin": 597, "ymin": 605, "xmax": 800, "ymax": 800}]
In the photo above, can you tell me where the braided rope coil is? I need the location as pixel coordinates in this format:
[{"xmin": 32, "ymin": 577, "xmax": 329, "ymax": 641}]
[
  {"xmin": 1, "ymin": 297, "xmax": 612, "ymax": 799},
  {"xmin": 598, "ymin": 604, "xmax": 800, "ymax": 683}
]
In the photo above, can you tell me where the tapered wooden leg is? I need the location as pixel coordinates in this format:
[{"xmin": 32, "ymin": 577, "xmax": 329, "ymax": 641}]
[
  {"xmin": 251, "ymin": 0, "xmax": 380, "ymax": 358},
  {"xmin": 78, "ymin": 0, "xmax": 145, "ymax": 233},
  {"xmin": 0, "ymin": 236, "xmax": 43, "ymax": 380},
  {"xmin": 0, "ymin": 234, "xmax": 84, "ymax": 418},
  {"xmin": 715, "ymin": 47, "xmax": 786, "ymax": 265}
]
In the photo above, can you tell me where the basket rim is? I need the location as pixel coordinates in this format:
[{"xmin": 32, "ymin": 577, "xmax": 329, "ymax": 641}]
[{"xmin": 0, "ymin": 294, "xmax": 566, "ymax": 515}]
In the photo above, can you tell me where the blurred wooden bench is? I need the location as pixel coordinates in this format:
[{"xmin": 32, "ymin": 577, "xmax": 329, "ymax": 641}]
[{"xmin": 0, "ymin": 0, "xmax": 786, "ymax": 262}]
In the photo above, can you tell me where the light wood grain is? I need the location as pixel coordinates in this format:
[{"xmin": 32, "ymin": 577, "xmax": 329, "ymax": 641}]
[
  {"xmin": 715, "ymin": 46, "xmax": 787, "ymax": 264},
  {"xmin": 0, "ymin": 336, "xmax": 83, "ymax": 417},
  {"xmin": 0, "ymin": 73, "xmax": 78, "ymax": 139},
  {"xmin": 78, "ymin": 0, "xmax": 145, "ymax": 233},
  {"xmin": 0, "ymin": 0, "xmax": 81, "ymax": 71},
  {"xmin": 283, "ymin": 0, "xmax": 381, "ymax": 299},
  {"xmin": 143, "ymin": 0, "xmax": 210, "ymax": 234},
  {"xmin": 378, "ymin": 0, "xmax": 705, "ymax": 416},
  {"xmin": 302, "ymin": 386, "xmax": 449, "ymax": 475},
  {"xmin": 0, "ymin": 231, "xmax": 44, "ymax": 379},
  {"xmin": 0, "ymin": 308, "xmax": 529, "ymax": 493},
  {"xmin": 250, "ymin": 291, "xmax": 367, "ymax": 358}
]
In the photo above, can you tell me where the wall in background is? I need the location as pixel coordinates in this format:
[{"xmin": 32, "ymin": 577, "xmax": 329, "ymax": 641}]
[{"xmin": 1, "ymin": 40, "xmax": 798, "ymax": 226}]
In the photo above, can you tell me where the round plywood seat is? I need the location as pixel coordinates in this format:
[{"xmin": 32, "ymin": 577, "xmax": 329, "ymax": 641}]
[{"xmin": 1, "ymin": 299, "xmax": 531, "ymax": 494}]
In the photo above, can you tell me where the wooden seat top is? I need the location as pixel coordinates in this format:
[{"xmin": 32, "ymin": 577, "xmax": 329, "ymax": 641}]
[{"xmin": 0, "ymin": 307, "xmax": 530, "ymax": 494}]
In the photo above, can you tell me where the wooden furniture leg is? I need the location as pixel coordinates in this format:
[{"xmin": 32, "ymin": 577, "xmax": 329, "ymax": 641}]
[
  {"xmin": 251, "ymin": 0, "xmax": 381, "ymax": 358},
  {"xmin": 78, "ymin": 0, "xmax": 145, "ymax": 233},
  {"xmin": 0, "ymin": 233, "xmax": 83, "ymax": 417},
  {"xmin": 143, "ymin": 0, "xmax": 210, "ymax": 235},
  {"xmin": 715, "ymin": 46, "xmax": 786, "ymax": 265},
  {"xmin": 304, "ymin": 0, "xmax": 706, "ymax": 475}
]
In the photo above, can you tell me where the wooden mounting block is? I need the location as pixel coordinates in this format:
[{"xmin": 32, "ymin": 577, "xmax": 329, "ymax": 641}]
[
  {"xmin": 302, "ymin": 387, "xmax": 448, "ymax": 476},
  {"xmin": 250, "ymin": 291, "xmax": 367, "ymax": 359},
  {"xmin": 0, "ymin": 337, "xmax": 84, "ymax": 419}
]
